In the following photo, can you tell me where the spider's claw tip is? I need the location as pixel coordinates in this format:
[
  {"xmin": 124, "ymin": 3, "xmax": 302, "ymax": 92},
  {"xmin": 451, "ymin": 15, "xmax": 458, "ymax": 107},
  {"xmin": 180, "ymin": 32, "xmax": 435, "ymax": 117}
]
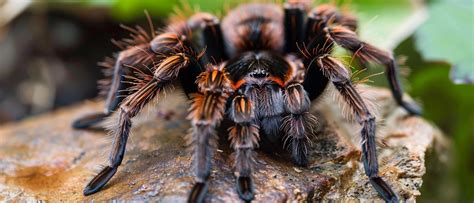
[
  {"xmin": 292, "ymin": 156, "xmax": 309, "ymax": 167},
  {"xmin": 401, "ymin": 101, "xmax": 422, "ymax": 116},
  {"xmin": 188, "ymin": 182, "xmax": 208, "ymax": 203},
  {"xmin": 83, "ymin": 186, "xmax": 96, "ymax": 196},
  {"xmin": 291, "ymin": 142, "xmax": 309, "ymax": 167},
  {"xmin": 236, "ymin": 176, "xmax": 254, "ymax": 202},
  {"xmin": 83, "ymin": 166, "xmax": 117, "ymax": 196},
  {"xmin": 369, "ymin": 177, "xmax": 400, "ymax": 203}
]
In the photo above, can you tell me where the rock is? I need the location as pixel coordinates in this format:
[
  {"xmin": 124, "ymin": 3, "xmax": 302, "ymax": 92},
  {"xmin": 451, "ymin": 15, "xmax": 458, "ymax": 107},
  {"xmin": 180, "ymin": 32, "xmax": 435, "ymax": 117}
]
[{"xmin": 0, "ymin": 86, "xmax": 444, "ymax": 202}]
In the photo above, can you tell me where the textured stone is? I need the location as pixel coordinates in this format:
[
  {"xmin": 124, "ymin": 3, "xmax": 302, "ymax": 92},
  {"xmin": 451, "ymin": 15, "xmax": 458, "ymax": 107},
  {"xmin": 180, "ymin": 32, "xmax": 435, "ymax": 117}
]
[{"xmin": 0, "ymin": 86, "xmax": 443, "ymax": 202}]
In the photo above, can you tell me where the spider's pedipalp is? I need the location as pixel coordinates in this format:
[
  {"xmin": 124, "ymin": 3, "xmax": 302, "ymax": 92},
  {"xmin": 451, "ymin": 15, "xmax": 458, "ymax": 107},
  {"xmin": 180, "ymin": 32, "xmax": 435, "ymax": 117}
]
[
  {"xmin": 326, "ymin": 25, "xmax": 421, "ymax": 115},
  {"xmin": 316, "ymin": 55, "xmax": 399, "ymax": 202},
  {"xmin": 281, "ymin": 55, "xmax": 318, "ymax": 166},
  {"xmin": 282, "ymin": 83, "xmax": 317, "ymax": 166}
]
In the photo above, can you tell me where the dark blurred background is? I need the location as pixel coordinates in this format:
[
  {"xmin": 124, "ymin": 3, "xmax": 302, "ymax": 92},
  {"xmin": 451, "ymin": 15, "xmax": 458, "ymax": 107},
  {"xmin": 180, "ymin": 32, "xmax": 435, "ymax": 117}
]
[{"xmin": 0, "ymin": 0, "xmax": 472, "ymax": 202}]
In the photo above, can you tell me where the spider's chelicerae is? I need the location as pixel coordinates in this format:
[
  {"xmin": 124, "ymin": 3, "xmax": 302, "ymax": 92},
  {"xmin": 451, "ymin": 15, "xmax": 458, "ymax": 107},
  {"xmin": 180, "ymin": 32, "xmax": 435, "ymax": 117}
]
[{"xmin": 73, "ymin": 1, "xmax": 421, "ymax": 202}]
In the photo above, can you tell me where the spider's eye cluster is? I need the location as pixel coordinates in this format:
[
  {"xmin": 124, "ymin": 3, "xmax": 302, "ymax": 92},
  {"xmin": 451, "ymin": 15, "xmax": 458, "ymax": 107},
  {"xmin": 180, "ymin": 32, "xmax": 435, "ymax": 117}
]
[{"xmin": 249, "ymin": 68, "xmax": 269, "ymax": 78}]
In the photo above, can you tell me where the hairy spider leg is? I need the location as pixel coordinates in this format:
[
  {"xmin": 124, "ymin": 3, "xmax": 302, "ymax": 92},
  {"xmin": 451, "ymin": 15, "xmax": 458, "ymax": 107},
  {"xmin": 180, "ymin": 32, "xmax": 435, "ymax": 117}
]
[
  {"xmin": 325, "ymin": 24, "xmax": 421, "ymax": 115},
  {"xmin": 227, "ymin": 94, "xmax": 259, "ymax": 201},
  {"xmin": 316, "ymin": 55, "xmax": 399, "ymax": 202},
  {"xmin": 83, "ymin": 31, "xmax": 204, "ymax": 196},
  {"xmin": 72, "ymin": 44, "xmax": 155, "ymax": 129},
  {"xmin": 223, "ymin": 51, "xmax": 287, "ymax": 201},
  {"xmin": 283, "ymin": 1, "xmax": 307, "ymax": 53},
  {"xmin": 301, "ymin": 6, "xmax": 332, "ymax": 100},
  {"xmin": 187, "ymin": 13, "xmax": 228, "ymax": 64},
  {"xmin": 291, "ymin": 3, "xmax": 401, "ymax": 202},
  {"xmin": 178, "ymin": 13, "xmax": 228, "ymax": 97},
  {"xmin": 300, "ymin": 4, "xmax": 359, "ymax": 101},
  {"xmin": 281, "ymin": 55, "xmax": 318, "ymax": 167},
  {"xmin": 187, "ymin": 65, "xmax": 233, "ymax": 203},
  {"xmin": 73, "ymin": 12, "xmax": 227, "ymax": 130},
  {"xmin": 172, "ymin": 13, "xmax": 235, "ymax": 203}
]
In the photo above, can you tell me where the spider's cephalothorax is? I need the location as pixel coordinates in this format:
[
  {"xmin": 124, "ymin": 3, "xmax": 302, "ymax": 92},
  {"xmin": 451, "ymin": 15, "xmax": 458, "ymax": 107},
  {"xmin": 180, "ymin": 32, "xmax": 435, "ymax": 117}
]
[{"xmin": 73, "ymin": 1, "xmax": 421, "ymax": 202}]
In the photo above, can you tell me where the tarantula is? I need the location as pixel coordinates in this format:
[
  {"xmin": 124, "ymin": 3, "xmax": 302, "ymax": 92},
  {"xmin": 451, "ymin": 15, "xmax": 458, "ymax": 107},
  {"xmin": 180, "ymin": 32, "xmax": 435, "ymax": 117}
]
[{"xmin": 72, "ymin": 1, "xmax": 420, "ymax": 202}]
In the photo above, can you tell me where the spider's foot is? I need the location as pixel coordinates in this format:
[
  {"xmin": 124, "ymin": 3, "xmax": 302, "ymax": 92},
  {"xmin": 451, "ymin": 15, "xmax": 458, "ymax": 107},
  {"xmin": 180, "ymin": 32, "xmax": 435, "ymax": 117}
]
[
  {"xmin": 291, "ymin": 140, "xmax": 309, "ymax": 167},
  {"xmin": 83, "ymin": 166, "xmax": 117, "ymax": 196},
  {"xmin": 369, "ymin": 176, "xmax": 400, "ymax": 203},
  {"xmin": 236, "ymin": 176, "xmax": 254, "ymax": 202},
  {"xmin": 292, "ymin": 154, "xmax": 309, "ymax": 167},
  {"xmin": 72, "ymin": 112, "xmax": 108, "ymax": 129},
  {"xmin": 188, "ymin": 182, "xmax": 208, "ymax": 203},
  {"xmin": 401, "ymin": 101, "xmax": 422, "ymax": 116}
]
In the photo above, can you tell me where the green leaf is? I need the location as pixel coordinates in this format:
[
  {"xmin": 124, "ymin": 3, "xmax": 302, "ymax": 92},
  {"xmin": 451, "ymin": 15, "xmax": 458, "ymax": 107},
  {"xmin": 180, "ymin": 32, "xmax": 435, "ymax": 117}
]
[
  {"xmin": 414, "ymin": 0, "xmax": 474, "ymax": 84},
  {"xmin": 349, "ymin": 0, "xmax": 427, "ymax": 50}
]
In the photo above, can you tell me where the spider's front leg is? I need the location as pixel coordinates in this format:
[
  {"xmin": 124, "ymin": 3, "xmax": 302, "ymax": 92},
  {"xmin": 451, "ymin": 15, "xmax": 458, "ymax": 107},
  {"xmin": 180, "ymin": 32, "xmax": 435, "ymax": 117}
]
[
  {"xmin": 228, "ymin": 94, "xmax": 259, "ymax": 201},
  {"xmin": 83, "ymin": 33, "xmax": 200, "ymax": 195},
  {"xmin": 325, "ymin": 26, "xmax": 422, "ymax": 115},
  {"xmin": 187, "ymin": 66, "xmax": 233, "ymax": 203},
  {"xmin": 317, "ymin": 55, "xmax": 399, "ymax": 202}
]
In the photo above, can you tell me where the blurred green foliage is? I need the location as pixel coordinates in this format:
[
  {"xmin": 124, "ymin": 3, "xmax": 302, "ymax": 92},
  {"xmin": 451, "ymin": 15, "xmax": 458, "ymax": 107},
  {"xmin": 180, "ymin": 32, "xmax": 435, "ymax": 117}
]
[
  {"xmin": 396, "ymin": 37, "xmax": 474, "ymax": 202},
  {"xmin": 75, "ymin": 0, "xmax": 474, "ymax": 201},
  {"xmin": 415, "ymin": 0, "xmax": 474, "ymax": 84},
  {"xmin": 84, "ymin": 0, "xmax": 417, "ymax": 49}
]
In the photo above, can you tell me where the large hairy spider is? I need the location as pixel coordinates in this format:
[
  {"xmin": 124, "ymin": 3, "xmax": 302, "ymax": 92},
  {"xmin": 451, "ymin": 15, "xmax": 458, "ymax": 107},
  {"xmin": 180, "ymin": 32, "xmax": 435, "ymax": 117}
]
[{"xmin": 72, "ymin": 1, "xmax": 420, "ymax": 202}]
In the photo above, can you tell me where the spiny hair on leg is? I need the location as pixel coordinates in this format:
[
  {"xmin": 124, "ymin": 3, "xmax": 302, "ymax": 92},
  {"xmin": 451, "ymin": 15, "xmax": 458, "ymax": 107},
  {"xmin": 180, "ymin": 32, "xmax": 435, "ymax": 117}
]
[
  {"xmin": 281, "ymin": 112, "xmax": 318, "ymax": 149},
  {"xmin": 228, "ymin": 124, "xmax": 260, "ymax": 173}
]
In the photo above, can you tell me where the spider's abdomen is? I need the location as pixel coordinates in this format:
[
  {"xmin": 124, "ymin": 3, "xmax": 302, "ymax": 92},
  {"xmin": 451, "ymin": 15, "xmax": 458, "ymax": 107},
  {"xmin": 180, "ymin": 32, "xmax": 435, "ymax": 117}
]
[{"xmin": 222, "ymin": 3, "xmax": 284, "ymax": 56}]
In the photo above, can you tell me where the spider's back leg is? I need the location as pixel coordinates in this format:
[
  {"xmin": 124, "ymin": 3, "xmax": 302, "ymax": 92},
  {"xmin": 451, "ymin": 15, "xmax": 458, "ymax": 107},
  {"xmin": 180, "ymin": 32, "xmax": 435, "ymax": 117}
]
[
  {"xmin": 72, "ymin": 42, "xmax": 155, "ymax": 129},
  {"xmin": 283, "ymin": 1, "xmax": 307, "ymax": 53},
  {"xmin": 294, "ymin": 3, "xmax": 400, "ymax": 201},
  {"xmin": 176, "ymin": 13, "xmax": 228, "ymax": 97},
  {"xmin": 187, "ymin": 13, "xmax": 228, "ymax": 64},
  {"xmin": 316, "ymin": 55, "xmax": 399, "ymax": 202},
  {"xmin": 300, "ymin": 7, "xmax": 334, "ymax": 100},
  {"xmin": 326, "ymin": 24, "xmax": 422, "ymax": 115}
]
